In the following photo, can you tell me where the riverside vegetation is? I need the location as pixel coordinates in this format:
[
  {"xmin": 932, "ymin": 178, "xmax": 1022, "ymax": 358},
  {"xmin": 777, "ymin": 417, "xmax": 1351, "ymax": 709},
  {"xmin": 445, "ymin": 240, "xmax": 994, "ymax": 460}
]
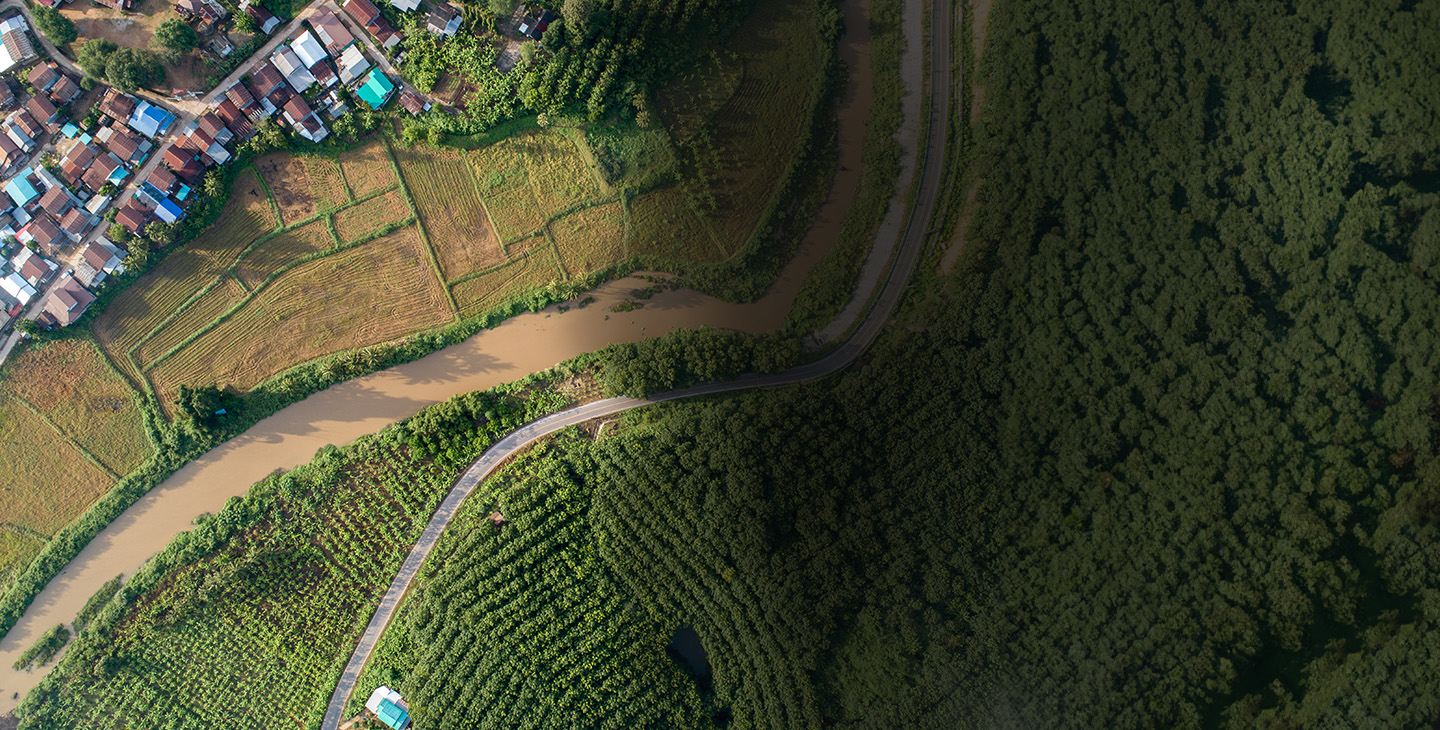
[
  {"xmin": 0, "ymin": 0, "xmax": 846, "ymax": 652},
  {"xmin": 19, "ymin": 0, "xmax": 1440, "ymax": 727}
]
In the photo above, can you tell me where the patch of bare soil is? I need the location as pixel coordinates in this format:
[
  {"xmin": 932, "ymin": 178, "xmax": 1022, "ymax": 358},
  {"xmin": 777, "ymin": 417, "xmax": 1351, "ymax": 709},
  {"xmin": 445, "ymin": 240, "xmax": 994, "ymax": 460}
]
[
  {"xmin": 65, "ymin": 6, "xmax": 213, "ymax": 92},
  {"xmin": 256, "ymin": 153, "xmax": 316, "ymax": 224}
]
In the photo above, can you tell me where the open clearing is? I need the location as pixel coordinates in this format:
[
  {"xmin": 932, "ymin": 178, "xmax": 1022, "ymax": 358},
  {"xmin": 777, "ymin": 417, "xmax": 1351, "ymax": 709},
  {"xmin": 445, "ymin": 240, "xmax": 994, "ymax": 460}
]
[
  {"xmin": 337, "ymin": 140, "xmax": 399, "ymax": 199},
  {"xmin": 550, "ymin": 202, "xmax": 626, "ymax": 277},
  {"xmin": 149, "ymin": 226, "xmax": 453, "ymax": 402},
  {"xmin": 0, "ymin": 340, "xmax": 149, "ymax": 476},
  {"xmin": 93, "ymin": 168, "xmax": 276, "ymax": 380},
  {"xmin": 391, "ymin": 144, "xmax": 503, "ymax": 281}
]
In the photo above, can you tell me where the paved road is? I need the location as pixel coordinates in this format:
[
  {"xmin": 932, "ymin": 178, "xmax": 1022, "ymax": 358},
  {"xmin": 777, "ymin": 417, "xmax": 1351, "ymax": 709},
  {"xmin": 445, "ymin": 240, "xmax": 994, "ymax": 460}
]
[{"xmin": 319, "ymin": 0, "xmax": 955, "ymax": 724}]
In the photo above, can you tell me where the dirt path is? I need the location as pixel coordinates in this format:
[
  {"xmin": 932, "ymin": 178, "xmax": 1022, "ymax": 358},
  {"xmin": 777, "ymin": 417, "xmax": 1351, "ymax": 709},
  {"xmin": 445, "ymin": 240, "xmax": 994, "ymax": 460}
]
[{"xmin": 939, "ymin": 0, "xmax": 991, "ymax": 274}]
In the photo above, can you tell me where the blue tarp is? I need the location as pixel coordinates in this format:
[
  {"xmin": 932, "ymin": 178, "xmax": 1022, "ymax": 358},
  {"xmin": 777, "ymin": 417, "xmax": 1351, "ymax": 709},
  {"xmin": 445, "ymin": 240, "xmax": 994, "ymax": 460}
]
[{"xmin": 155, "ymin": 198, "xmax": 183, "ymax": 224}]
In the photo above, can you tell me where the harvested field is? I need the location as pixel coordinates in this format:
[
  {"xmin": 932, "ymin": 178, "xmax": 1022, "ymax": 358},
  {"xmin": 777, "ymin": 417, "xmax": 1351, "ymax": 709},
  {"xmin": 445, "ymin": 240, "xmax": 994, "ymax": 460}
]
[
  {"xmin": 133, "ymin": 276, "xmax": 248, "ymax": 369},
  {"xmin": 92, "ymin": 168, "xmax": 274, "ymax": 376},
  {"xmin": 0, "ymin": 340, "xmax": 149, "ymax": 475},
  {"xmin": 550, "ymin": 202, "xmax": 626, "ymax": 277},
  {"xmin": 0, "ymin": 399, "xmax": 112, "ymax": 537},
  {"xmin": 235, "ymin": 219, "xmax": 336, "ymax": 289},
  {"xmin": 300, "ymin": 156, "xmax": 350, "ymax": 211},
  {"xmin": 334, "ymin": 189, "xmax": 411, "ymax": 243},
  {"xmin": 481, "ymin": 185, "xmax": 545, "ymax": 243},
  {"xmin": 338, "ymin": 139, "xmax": 398, "ymax": 199},
  {"xmin": 150, "ymin": 226, "xmax": 453, "ymax": 399},
  {"xmin": 257, "ymin": 154, "xmax": 325, "ymax": 224},
  {"xmin": 393, "ymin": 144, "xmax": 503, "ymax": 280},
  {"xmin": 452, "ymin": 250, "xmax": 562, "ymax": 318},
  {"xmin": 519, "ymin": 132, "xmax": 605, "ymax": 218},
  {"xmin": 628, "ymin": 185, "xmax": 723, "ymax": 263}
]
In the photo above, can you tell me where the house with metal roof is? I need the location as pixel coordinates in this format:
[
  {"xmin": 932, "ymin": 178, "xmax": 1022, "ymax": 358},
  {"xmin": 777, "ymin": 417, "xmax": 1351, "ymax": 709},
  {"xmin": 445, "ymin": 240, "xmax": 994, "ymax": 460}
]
[
  {"xmin": 58, "ymin": 206, "xmax": 96, "ymax": 242},
  {"xmin": 355, "ymin": 69, "xmax": 395, "ymax": 110},
  {"xmin": 272, "ymin": 46, "xmax": 317, "ymax": 92},
  {"xmin": 26, "ymin": 63, "xmax": 57, "ymax": 93},
  {"xmin": 5, "ymin": 168, "xmax": 38, "ymax": 207},
  {"xmin": 41, "ymin": 275, "xmax": 94, "ymax": 326},
  {"xmin": 365, "ymin": 687, "xmax": 411, "ymax": 730},
  {"xmin": 240, "ymin": 0, "xmax": 281, "ymax": 33},
  {"xmin": 153, "ymin": 197, "xmax": 184, "ymax": 224},
  {"xmin": 311, "ymin": 9, "xmax": 355, "ymax": 53},
  {"xmin": 281, "ymin": 96, "xmax": 328, "ymax": 142},
  {"xmin": 11, "ymin": 245, "xmax": 54, "ymax": 287},
  {"xmin": 0, "ymin": 19, "xmax": 35, "ymax": 74},
  {"xmin": 426, "ymin": 2, "xmax": 460, "ymax": 35},
  {"xmin": 292, "ymin": 30, "xmax": 328, "ymax": 67},
  {"xmin": 0, "ymin": 270, "xmax": 35, "ymax": 306},
  {"xmin": 49, "ymin": 75, "xmax": 80, "ymax": 106},
  {"xmin": 115, "ymin": 200, "xmax": 150, "ymax": 234},
  {"xmin": 390, "ymin": 0, "xmax": 419, "ymax": 12},
  {"xmin": 18, "ymin": 215, "xmax": 64, "ymax": 256},
  {"xmin": 129, "ymin": 100, "xmax": 176, "ymax": 139},
  {"xmin": 26, "ymin": 94, "xmax": 60, "ymax": 131},
  {"xmin": 337, "ymin": 44, "xmax": 370, "ymax": 84}
]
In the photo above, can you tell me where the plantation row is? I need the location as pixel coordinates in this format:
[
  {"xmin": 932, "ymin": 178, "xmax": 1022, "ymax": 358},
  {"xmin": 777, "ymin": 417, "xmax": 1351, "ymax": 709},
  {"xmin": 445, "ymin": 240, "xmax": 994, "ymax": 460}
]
[{"xmin": 16, "ymin": 378, "xmax": 581, "ymax": 730}]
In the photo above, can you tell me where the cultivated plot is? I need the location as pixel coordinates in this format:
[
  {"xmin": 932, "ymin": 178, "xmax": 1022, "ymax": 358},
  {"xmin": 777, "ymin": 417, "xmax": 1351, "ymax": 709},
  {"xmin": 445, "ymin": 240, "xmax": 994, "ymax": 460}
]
[
  {"xmin": 550, "ymin": 202, "xmax": 626, "ymax": 277},
  {"xmin": 0, "ymin": 340, "xmax": 149, "ymax": 476},
  {"xmin": 334, "ymin": 189, "xmax": 410, "ymax": 243},
  {"xmin": 133, "ymin": 276, "xmax": 248, "ymax": 370},
  {"xmin": 628, "ymin": 186, "xmax": 722, "ymax": 263},
  {"xmin": 149, "ymin": 226, "xmax": 453, "ymax": 402},
  {"xmin": 93, "ymin": 168, "xmax": 276, "ymax": 378},
  {"xmin": 452, "ymin": 250, "xmax": 563, "ymax": 318},
  {"xmin": 234, "ymin": 219, "xmax": 336, "ymax": 290},
  {"xmin": 392, "ymin": 144, "xmax": 504, "ymax": 280},
  {"xmin": 337, "ymin": 139, "xmax": 399, "ymax": 199},
  {"xmin": 0, "ymin": 401, "xmax": 111, "ymax": 538}
]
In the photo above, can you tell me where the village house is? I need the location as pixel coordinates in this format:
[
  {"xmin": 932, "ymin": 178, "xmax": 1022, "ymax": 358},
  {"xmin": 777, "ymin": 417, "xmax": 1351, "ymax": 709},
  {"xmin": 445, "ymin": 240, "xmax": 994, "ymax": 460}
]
[
  {"xmin": 99, "ymin": 88, "xmax": 136, "ymax": 123},
  {"xmin": 250, "ymin": 62, "xmax": 292, "ymax": 113},
  {"xmin": 162, "ymin": 145, "xmax": 205, "ymax": 184},
  {"xmin": 26, "ymin": 62, "xmax": 58, "ymax": 94},
  {"xmin": 40, "ymin": 276, "xmax": 94, "ymax": 326},
  {"xmin": 115, "ymin": 200, "xmax": 150, "ymax": 235},
  {"xmin": 96, "ymin": 122, "xmax": 151, "ymax": 166},
  {"xmin": 18, "ymin": 215, "xmax": 64, "ymax": 257},
  {"xmin": 214, "ymin": 98, "xmax": 255, "ymax": 139},
  {"xmin": 0, "ymin": 15, "xmax": 36, "ymax": 74},
  {"xmin": 240, "ymin": 0, "xmax": 281, "ymax": 34},
  {"xmin": 281, "ymin": 96, "xmax": 328, "ymax": 142},
  {"xmin": 398, "ymin": 88, "xmax": 430, "ymax": 116},
  {"xmin": 355, "ymin": 68, "xmax": 395, "ymax": 111},
  {"xmin": 128, "ymin": 100, "xmax": 177, "ymax": 139},
  {"xmin": 73, "ymin": 238, "xmax": 124, "ymax": 288},
  {"xmin": 11, "ymin": 245, "xmax": 55, "ymax": 287},
  {"xmin": 272, "ymin": 45, "xmax": 318, "ymax": 90},
  {"xmin": 311, "ymin": 9, "xmax": 355, "ymax": 54},
  {"xmin": 196, "ymin": 111, "xmax": 233, "ymax": 146},
  {"xmin": 336, "ymin": 44, "xmax": 370, "ymax": 84},
  {"xmin": 80, "ymin": 152, "xmax": 125, "ymax": 194},
  {"xmin": 0, "ymin": 80, "xmax": 16, "ymax": 110},
  {"xmin": 25, "ymin": 94, "xmax": 61, "ymax": 132},
  {"xmin": 48, "ymin": 75, "xmax": 80, "ymax": 106},
  {"xmin": 58, "ymin": 206, "xmax": 96, "ymax": 242},
  {"xmin": 426, "ymin": 2, "xmax": 461, "ymax": 36},
  {"xmin": 58, "ymin": 141, "xmax": 98, "ymax": 189}
]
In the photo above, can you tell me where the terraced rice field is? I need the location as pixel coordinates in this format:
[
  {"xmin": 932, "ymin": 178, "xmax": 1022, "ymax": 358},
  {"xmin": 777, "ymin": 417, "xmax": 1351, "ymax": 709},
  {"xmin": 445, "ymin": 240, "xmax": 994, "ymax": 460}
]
[
  {"xmin": 452, "ymin": 250, "xmax": 562, "ymax": 318},
  {"xmin": 627, "ymin": 186, "xmax": 722, "ymax": 263},
  {"xmin": 334, "ymin": 189, "xmax": 410, "ymax": 243},
  {"xmin": 338, "ymin": 140, "xmax": 399, "ymax": 199},
  {"xmin": 392, "ymin": 144, "xmax": 502, "ymax": 281},
  {"xmin": 92, "ymin": 168, "xmax": 275, "ymax": 377},
  {"xmin": 550, "ymin": 202, "xmax": 626, "ymax": 277},
  {"xmin": 0, "ymin": 400, "xmax": 111, "ymax": 538},
  {"xmin": 234, "ymin": 220, "xmax": 336, "ymax": 289},
  {"xmin": 515, "ymin": 131, "xmax": 605, "ymax": 218},
  {"xmin": 0, "ymin": 340, "xmax": 149, "ymax": 476},
  {"xmin": 132, "ymin": 276, "xmax": 248, "ymax": 369},
  {"xmin": 149, "ymin": 226, "xmax": 453, "ymax": 401}
]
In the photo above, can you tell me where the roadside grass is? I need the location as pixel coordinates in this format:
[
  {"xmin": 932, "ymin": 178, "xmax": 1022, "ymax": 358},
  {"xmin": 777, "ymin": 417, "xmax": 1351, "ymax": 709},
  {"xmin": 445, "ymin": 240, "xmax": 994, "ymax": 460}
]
[
  {"xmin": 133, "ymin": 277, "xmax": 248, "ymax": 370},
  {"xmin": 0, "ymin": 340, "xmax": 149, "ymax": 476},
  {"xmin": 333, "ymin": 189, "xmax": 411, "ymax": 243},
  {"xmin": 391, "ymin": 144, "xmax": 505, "ymax": 281},
  {"xmin": 627, "ymin": 185, "xmax": 721, "ymax": 263},
  {"xmin": 337, "ymin": 140, "xmax": 398, "ymax": 199},
  {"xmin": 550, "ymin": 202, "xmax": 626, "ymax": 277},
  {"xmin": 451, "ymin": 250, "xmax": 562, "ymax": 319},
  {"xmin": 92, "ymin": 167, "xmax": 275, "ymax": 380},
  {"xmin": 234, "ymin": 219, "xmax": 336, "ymax": 290},
  {"xmin": 148, "ymin": 226, "xmax": 453, "ymax": 405},
  {"xmin": 0, "ymin": 401, "xmax": 111, "ymax": 538}
]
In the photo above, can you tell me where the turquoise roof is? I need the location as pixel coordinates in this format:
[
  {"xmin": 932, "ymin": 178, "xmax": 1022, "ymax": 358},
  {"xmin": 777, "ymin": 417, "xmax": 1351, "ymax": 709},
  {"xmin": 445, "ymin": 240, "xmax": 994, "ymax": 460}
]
[
  {"xmin": 356, "ymin": 69, "xmax": 395, "ymax": 110},
  {"xmin": 5, "ymin": 172, "xmax": 37, "ymax": 207},
  {"xmin": 376, "ymin": 698, "xmax": 409, "ymax": 729},
  {"xmin": 60, "ymin": 123, "xmax": 78, "ymax": 137}
]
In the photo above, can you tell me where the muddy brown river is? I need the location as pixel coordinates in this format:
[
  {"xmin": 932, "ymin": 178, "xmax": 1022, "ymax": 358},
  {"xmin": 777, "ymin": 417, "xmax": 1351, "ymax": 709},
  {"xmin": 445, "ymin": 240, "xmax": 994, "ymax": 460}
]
[{"xmin": 0, "ymin": 0, "xmax": 879, "ymax": 710}]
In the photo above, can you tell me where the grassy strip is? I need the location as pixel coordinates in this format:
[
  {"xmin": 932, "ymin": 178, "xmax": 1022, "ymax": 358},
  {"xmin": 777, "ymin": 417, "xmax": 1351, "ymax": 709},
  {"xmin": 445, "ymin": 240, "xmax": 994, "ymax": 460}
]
[
  {"xmin": 71, "ymin": 575, "xmax": 121, "ymax": 635},
  {"xmin": 783, "ymin": 0, "xmax": 906, "ymax": 335},
  {"xmin": 12, "ymin": 625, "xmax": 67, "ymax": 672}
]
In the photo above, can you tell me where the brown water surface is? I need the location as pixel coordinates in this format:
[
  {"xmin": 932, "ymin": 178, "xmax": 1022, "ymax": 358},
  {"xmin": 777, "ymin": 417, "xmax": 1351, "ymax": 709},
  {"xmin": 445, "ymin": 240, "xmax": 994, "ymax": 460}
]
[{"xmin": 0, "ymin": 0, "xmax": 877, "ymax": 709}]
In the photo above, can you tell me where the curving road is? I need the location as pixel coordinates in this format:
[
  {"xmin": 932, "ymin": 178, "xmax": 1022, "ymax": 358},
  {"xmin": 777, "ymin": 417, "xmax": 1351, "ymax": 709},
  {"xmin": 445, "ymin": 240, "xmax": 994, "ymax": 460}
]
[{"xmin": 319, "ymin": 0, "xmax": 955, "ymax": 724}]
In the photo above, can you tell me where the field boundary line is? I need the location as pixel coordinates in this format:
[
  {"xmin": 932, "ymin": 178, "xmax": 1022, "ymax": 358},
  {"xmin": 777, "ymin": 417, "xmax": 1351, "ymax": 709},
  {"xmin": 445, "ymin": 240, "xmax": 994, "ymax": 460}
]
[
  {"xmin": 230, "ymin": 271, "xmax": 251, "ymax": 294},
  {"xmin": 142, "ymin": 223, "xmax": 422, "ymax": 373},
  {"xmin": 247, "ymin": 163, "xmax": 284, "ymax": 231},
  {"xmin": 76, "ymin": 335, "xmax": 161, "ymax": 462},
  {"xmin": 324, "ymin": 213, "xmax": 341, "ymax": 248},
  {"xmin": 382, "ymin": 138, "xmax": 458, "ymax": 314},
  {"xmin": 543, "ymin": 228, "xmax": 570, "ymax": 280},
  {"xmin": 446, "ymin": 242, "xmax": 543, "ymax": 287},
  {"xmin": 620, "ymin": 191, "xmax": 633, "ymax": 260},
  {"xmin": 7, "ymin": 395, "xmax": 121, "ymax": 481}
]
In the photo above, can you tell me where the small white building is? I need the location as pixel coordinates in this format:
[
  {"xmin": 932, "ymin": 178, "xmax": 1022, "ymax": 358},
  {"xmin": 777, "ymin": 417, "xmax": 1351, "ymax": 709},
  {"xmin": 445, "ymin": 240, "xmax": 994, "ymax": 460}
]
[
  {"xmin": 336, "ymin": 44, "xmax": 370, "ymax": 84},
  {"xmin": 271, "ymin": 46, "xmax": 317, "ymax": 90}
]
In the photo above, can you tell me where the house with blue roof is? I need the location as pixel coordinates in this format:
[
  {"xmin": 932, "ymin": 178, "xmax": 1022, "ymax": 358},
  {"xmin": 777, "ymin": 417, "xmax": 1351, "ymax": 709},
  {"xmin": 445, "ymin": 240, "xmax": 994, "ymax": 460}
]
[
  {"xmin": 128, "ymin": 100, "xmax": 177, "ymax": 139},
  {"xmin": 135, "ymin": 182, "xmax": 166, "ymax": 209},
  {"xmin": 154, "ymin": 198, "xmax": 184, "ymax": 224},
  {"xmin": 365, "ymin": 686, "xmax": 411, "ymax": 730},
  {"xmin": 5, "ymin": 169, "xmax": 39, "ymax": 207}
]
